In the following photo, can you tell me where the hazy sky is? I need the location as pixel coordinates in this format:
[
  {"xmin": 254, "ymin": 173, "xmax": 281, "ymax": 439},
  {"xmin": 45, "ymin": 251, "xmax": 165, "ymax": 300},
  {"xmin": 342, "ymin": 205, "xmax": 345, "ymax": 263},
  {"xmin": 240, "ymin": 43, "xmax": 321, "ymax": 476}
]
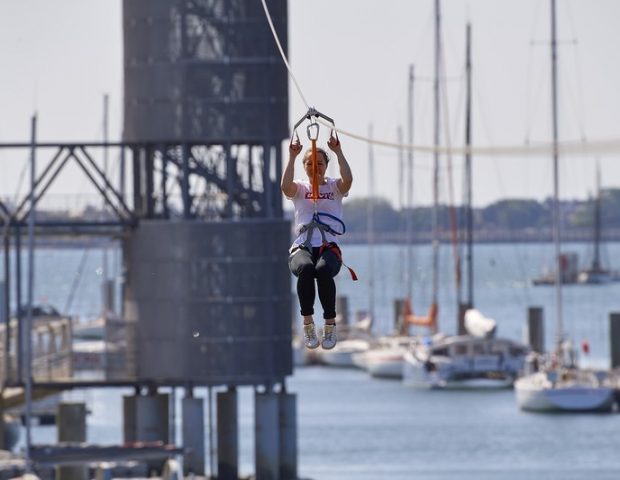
[{"xmin": 1, "ymin": 0, "xmax": 620, "ymax": 209}]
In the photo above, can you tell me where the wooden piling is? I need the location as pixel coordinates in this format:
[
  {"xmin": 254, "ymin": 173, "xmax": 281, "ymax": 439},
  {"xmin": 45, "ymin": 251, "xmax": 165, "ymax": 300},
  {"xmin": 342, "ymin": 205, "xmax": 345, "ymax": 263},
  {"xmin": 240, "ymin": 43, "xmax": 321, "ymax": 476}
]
[
  {"xmin": 217, "ymin": 388, "xmax": 238, "ymax": 480},
  {"xmin": 57, "ymin": 402, "xmax": 87, "ymax": 480},
  {"xmin": 609, "ymin": 313, "xmax": 620, "ymax": 368},
  {"xmin": 527, "ymin": 307, "xmax": 545, "ymax": 353}
]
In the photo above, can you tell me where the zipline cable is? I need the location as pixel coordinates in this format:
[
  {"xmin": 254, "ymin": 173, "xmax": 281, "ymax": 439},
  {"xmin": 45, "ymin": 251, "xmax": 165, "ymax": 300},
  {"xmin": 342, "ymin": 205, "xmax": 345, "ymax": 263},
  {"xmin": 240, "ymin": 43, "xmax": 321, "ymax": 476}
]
[
  {"xmin": 260, "ymin": 0, "xmax": 310, "ymax": 109},
  {"xmin": 314, "ymin": 118, "xmax": 620, "ymax": 156},
  {"xmin": 260, "ymin": 0, "xmax": 620, "ymax": 157}
]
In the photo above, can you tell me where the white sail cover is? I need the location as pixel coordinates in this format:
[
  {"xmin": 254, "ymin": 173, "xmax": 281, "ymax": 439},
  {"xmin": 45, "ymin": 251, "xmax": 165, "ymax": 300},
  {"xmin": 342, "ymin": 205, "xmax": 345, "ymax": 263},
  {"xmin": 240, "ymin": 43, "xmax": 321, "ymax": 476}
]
[{"xmin": 464, "ymin": 309, "xmax": 497, "ymax": 338}]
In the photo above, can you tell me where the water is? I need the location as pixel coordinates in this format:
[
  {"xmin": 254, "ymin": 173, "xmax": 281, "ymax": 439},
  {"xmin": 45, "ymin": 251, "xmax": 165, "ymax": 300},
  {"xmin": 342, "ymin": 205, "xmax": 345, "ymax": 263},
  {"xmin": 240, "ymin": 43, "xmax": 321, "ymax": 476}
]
[
  {"xmin": 6, "ymin": 242, "xmax": 620, "ymax": 479},
  {"xmin": 336, "ymin": 241, "xmax": 620, "ymax": 364},
  {"xmin": 289, "ymin": 367, "xmax": 620, "ymax": 479}
]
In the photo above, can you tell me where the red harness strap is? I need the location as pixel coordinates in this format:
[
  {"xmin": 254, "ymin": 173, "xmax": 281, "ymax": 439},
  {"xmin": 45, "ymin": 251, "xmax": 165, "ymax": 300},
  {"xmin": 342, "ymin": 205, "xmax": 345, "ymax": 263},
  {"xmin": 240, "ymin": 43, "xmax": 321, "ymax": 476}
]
[{"xmin": 319, "ymin": 242, "xmax": 358, "ymax": 281}]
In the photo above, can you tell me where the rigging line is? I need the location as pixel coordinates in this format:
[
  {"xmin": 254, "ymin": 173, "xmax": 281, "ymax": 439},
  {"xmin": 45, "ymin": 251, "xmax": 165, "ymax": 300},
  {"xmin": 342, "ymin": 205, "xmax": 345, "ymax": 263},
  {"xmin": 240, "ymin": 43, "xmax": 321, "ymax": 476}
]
[
  {"xmin": 470, "ymin": 74, "xmax": 533, "ymax": 307},
  {"xmin": 264, "ymin": 1, "xmax": 620, "ymax": 159},
  {"xmin": 63, "ymin": 248, "xmax": 90, "ymax": 314},
  {"xmin": 524, "ymin": 51, "xmax": 549, "ymax": 145},
  {"xmin": 564, "ymin": 0, "xmax": 587, "ymax": 142},
  {"xmin": 561, "ymin": 59, "xmax": 587, "ymax": 143},
  {"xmin": 13, "ymin": 154, "xmax": 30, "ymax": 206},
  {"xmin": 313, "ymin": 117, "xmax": 620, "ymax": 156},
  {"xmin": 439, "ymin": 32, "xmax": 461, "ymax": 299},
  {"xmin": 260, "ymin": 0, "xmax": 310, "ymax": 110},
  {"xmin": 450, "ymin": 70, "xmax": 466, "ymax": 145},
  {"xmin": 524, "ymin": 0, "xmax": 545, "ymax": 144},
  {"xmin": 397, "ymin": 125, "xmax": 406, "ymax": 299}
]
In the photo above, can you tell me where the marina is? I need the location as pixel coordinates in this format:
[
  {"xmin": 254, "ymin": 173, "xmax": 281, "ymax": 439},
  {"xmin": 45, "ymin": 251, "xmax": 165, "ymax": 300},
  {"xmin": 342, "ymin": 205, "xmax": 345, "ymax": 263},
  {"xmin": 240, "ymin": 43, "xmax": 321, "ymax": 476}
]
[
  {"xmin": 12, "ymin": 361, "xmax": 620, "ymax": 480},
  {"xmin": 1, "ymin": 0, "xmax": 620, "ymax": 478},
  {"xmin": 0, "ymin": 241, "xmax": 618, "ymax": 479}
]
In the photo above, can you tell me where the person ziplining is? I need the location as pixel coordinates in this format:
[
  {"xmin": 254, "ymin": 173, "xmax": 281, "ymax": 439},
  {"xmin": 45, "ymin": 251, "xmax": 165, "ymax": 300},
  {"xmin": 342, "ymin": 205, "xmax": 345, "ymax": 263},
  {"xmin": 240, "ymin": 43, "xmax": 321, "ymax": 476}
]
[{"xmin": 281, "ymin": 109, "xmax": 356, "ymax": 350}]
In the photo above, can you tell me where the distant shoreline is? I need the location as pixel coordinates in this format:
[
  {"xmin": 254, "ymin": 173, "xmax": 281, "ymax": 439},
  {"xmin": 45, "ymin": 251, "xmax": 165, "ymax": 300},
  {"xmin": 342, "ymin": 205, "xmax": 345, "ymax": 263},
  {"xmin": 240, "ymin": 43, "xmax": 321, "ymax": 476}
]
[
  {"xmin": 3, "ymin": 227, "xmax": 620, "ymax": 248},
  {"xmin": 341, "ymin": 227, "xmax": 620, "ymax": 245}
]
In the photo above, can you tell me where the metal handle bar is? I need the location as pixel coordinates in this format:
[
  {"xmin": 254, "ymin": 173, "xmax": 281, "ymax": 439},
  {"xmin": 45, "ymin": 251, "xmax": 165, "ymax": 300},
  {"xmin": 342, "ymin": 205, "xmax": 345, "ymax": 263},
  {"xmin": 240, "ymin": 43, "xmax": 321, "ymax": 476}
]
[{"xmin": 292, "ymin": 107, "xmax": 336, "ymax": 132}]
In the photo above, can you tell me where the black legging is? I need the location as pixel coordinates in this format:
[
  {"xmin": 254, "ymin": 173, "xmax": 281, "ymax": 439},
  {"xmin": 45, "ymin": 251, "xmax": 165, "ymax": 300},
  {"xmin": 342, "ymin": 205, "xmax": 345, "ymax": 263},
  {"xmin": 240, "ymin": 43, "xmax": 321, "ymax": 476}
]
[{"xmin": 288, "ymin": 246, "xmax": 342, "ymax": 319}]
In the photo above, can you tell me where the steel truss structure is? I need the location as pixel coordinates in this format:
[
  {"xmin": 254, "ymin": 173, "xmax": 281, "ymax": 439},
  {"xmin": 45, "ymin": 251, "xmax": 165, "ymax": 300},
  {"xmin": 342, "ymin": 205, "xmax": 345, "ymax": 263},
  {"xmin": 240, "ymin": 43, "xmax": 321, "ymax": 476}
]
[
  {"xmin": 0, "ymin": 0, "xmax": 291, "ymax": 390},
  {"xmin": 0, "ymin": 140, "xmax": 283, "ymax": 233}
]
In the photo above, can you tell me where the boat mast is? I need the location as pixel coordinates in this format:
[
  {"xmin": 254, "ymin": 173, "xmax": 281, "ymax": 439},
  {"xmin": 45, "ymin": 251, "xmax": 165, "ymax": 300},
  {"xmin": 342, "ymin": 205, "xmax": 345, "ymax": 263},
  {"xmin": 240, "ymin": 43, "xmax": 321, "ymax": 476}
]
[
  {"xmin": 25, "ymin": 114, "xmax": 37, "ymax": 469},
  {"xmin": 592, "ymin": 161, "xmax": 602, "ymax": 272},
  {"xmin": 368, "ymin": 123, "xmax": 375, "ymax": 329},
  {"xmin": 432, "ymin": 0, "xmax": 441, "ymax": 308},
  {"xmin": 550, "ymin": 0, "xmax": 563, "ymax": 347},
  {"xmin": 464, "ymin": 22, "xmax": 474, "ymax": 308},
  {"xmin": 398, "ymin": 125, "xmax": 405, "ymax": 297},
  {"xmin": 103, "ymin": 94, "xmax": 109, "ymax": 283},
  {"xmin": 407, "ymin": 65, "xmax": 415, "ymax": 300}
]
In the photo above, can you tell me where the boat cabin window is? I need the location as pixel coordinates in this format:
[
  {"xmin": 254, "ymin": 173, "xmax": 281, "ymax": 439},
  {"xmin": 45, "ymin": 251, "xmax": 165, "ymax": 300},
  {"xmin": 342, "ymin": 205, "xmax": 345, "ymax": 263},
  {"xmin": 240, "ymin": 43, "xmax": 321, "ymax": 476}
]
[
  {"xmin": 472, "ymin": 343, "xmax": 485, "ymax": 355},
  {"xmin": 453, "ymin": 344, "xmax": 468, "ymax": 356},
  {"xmin": 432, "ymin": 347, "xmax": 449, "ymax": 357}
]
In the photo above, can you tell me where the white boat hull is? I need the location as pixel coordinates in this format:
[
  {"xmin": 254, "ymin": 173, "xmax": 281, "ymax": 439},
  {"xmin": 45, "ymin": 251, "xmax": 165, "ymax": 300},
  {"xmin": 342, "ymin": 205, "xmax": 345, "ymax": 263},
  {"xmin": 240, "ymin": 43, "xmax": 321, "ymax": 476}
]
[
  {"xmin": 355, "ymin": 346, "xmax": 408, "ymax": 379},
  {"xmin": 73, "ymin": 340, "xmax": 106, "ymax": 370},
  {"xmin": 315, "ymin": 339, "xmax": 370, "ymax": 368},
  {"xmin": 317, "ymin": 350, "xmax": 357, "ymax": 368},
  {"xmin": 366, "ymin": 358, "xmax": 404, "ymax": 379},
  {"xmin": 515, "ymin": 372, "xmax": 615, "ymax": 412}
]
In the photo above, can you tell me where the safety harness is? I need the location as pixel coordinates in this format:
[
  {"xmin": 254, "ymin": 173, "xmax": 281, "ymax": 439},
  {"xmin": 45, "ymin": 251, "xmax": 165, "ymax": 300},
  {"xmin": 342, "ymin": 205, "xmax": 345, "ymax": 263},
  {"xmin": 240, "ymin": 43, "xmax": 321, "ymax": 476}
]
[{"xmin": 291, "ymin": 108, "xmax": 358, "ymax": 281}]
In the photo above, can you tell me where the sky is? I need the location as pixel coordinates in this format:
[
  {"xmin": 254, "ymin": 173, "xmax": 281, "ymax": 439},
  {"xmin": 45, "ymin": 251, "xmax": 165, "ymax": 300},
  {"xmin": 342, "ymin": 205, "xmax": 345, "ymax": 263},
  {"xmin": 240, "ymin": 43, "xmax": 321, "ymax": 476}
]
[{"xmin": 1, "ymin": 0, "xmax": 620, "ymax": 209}]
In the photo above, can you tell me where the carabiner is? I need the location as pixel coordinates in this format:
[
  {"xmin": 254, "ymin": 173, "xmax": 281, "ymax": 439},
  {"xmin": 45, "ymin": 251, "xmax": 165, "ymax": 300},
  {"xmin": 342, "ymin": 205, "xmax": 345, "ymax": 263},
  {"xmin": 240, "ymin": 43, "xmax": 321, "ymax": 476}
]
[{"xmin": 307, "ymin": 121, "xmax": 320, "ymax": 141}]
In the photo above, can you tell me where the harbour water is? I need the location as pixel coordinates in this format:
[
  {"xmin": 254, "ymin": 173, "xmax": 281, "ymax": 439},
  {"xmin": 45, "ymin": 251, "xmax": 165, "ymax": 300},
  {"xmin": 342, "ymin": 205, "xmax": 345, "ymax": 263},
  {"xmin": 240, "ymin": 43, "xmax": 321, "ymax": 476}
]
[{"xmin": 6, "ymin": 241, "xmax": 620, "ymax": 479}]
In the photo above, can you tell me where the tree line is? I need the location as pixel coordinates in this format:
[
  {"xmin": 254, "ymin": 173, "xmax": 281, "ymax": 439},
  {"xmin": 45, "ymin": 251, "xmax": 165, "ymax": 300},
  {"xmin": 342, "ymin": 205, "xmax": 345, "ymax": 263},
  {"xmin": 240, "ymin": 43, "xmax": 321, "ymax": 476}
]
[{"xmin": 340, "ymin": 188, "xmax": 620, "ymax": 242}]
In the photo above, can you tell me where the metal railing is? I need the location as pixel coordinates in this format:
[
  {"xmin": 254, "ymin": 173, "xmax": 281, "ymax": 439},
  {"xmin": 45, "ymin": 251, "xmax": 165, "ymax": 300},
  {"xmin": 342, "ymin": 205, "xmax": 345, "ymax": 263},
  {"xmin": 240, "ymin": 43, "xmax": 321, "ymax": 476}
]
[{"xmin": 0, "ymin": 316, "xmax": 73, "ymax": 385}]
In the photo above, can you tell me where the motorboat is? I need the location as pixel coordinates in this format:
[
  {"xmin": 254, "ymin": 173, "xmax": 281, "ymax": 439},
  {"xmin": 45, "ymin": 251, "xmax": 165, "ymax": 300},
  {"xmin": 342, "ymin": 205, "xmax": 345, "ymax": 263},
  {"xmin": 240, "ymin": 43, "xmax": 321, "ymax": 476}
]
[{"xmin": 403, "ymin": 334, "xmax": 528, "ymax": 389}]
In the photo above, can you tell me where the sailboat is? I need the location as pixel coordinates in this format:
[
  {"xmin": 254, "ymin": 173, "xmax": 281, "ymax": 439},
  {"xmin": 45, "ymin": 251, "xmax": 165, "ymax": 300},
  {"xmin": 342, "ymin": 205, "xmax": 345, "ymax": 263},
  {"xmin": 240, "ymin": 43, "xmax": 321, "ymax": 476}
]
[
  {"xmin": 514, "ymin": 0, "xmax": 615, "ymax": 412},
  {"xmin": 403, "ymin": 8, "xmax": 528, "ymax": 389},
  {"xmin": 577, "ymin": 164, "xmax": 620, "ymax": 284},
  {"xmin": 350, "ymin": 71, "xmax": 421, "ymax": 380}
]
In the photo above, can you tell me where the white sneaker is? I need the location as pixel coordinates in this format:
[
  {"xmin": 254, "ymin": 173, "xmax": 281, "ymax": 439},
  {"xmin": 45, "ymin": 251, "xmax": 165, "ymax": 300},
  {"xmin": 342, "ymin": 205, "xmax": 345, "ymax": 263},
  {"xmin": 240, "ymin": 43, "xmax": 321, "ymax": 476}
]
[
  {"xmin": 321, "ymin": 324, "xmax": 337, "ymax": 350},
  {"xmin": 303, "ymin": 323, "xmax": 320, "ymax": 349}
]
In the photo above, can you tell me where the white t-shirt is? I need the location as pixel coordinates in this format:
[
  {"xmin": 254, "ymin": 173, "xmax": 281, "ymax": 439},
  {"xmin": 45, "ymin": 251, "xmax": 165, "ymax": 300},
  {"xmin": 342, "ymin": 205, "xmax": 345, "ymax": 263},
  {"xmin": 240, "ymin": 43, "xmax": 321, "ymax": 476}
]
[{"xmin": 286, "ymin": 177, "xmax": 348, "ymax": 249}]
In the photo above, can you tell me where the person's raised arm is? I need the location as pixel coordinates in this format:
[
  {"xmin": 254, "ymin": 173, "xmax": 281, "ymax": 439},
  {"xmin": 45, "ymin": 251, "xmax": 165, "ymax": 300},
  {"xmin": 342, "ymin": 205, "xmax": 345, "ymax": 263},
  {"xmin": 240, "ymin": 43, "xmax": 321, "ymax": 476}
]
[
  {"xmin": 281, "ymin": 138, "xmax": 302, "ymax": 198},
  {"xmin": 328, "ymin": 135, "xmax": 352, "ymax": 195}
]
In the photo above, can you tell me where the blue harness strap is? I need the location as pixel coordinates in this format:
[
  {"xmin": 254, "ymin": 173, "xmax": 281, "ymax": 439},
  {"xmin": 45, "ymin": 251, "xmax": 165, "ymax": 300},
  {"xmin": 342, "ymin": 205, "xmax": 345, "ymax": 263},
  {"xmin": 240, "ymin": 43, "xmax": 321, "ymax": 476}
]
[
  {"xmin": 299, "ymin": 212, "xmax": 345, "ymax": 250},
  {"xmin": 297, "ymin": 212, "xmax": 358, "ymax": 281}
]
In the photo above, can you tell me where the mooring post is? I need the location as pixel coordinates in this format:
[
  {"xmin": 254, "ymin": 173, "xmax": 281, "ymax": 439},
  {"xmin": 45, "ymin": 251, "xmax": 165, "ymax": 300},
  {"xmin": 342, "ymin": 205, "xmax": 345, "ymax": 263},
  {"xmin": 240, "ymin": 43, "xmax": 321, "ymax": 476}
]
[
  {"xmin": 182, "ymin": 388, "xmax": 205, "ymax": 475},
  {"xmin": 458, "ymin": 302, "xmax": 472, "ymax": 336},
  {"xmin": 255, "ymin": 386, "xmax": 279, "ymax": 480},
  {"xmin": 336, "ymin": 296, "xmax": 349, "ymax": 326},
  {"xmin": 57, "ymin": 402, "xmax": 87, "ymax": 480},
  {"xmin": 217, "ymin": 386, "xmax": 238, "ymax": 480},
  {"xmin": 393, "ymin": 298, "xmax": 404, "ymax": 335},
  {"xmin": 123, "ymin": 390, "xmax": 169, "ymax": 474},
  {"xmin": 278, "ymin": 385, "xmax": 297, "ymax": 480},
  {"xmin": 609, "ymin": 313, "xmax": 620, "ymax": 369},
  {"xmin": 527, "ymin": 307, "xmax": 545, "ymax": 353}
]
